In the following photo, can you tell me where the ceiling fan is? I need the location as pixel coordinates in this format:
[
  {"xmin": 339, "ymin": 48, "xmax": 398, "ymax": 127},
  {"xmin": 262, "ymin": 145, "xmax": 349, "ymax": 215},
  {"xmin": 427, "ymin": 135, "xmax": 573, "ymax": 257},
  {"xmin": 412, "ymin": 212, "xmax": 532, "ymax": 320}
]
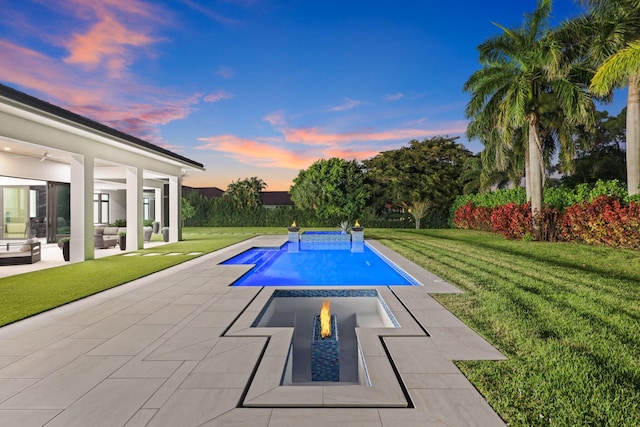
[{"xmin": 40, "ymin": 151, "xmax": 54, "ymax": 162}]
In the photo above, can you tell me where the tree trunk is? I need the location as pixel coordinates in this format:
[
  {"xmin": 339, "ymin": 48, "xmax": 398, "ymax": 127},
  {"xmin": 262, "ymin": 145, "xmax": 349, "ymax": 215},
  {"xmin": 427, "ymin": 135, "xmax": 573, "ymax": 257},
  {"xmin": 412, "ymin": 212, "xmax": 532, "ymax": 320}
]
[
  {"xmin": 528, "ymin": 121, "xmax": 544, "ymax": 230},
  {"xmin": 627, "ymin": 74, "xmax": 640, "ymax": 195},
  {"xmin": 524, "ymin": 146, "xmax": 531, "ymax": 202}
]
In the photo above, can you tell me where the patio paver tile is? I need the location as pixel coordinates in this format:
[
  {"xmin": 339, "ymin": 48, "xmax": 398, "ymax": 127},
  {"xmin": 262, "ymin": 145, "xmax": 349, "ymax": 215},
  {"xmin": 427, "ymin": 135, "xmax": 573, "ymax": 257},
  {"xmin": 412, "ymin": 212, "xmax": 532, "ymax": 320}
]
[
  {"xmin": 409, "ymin": 388, "xmax": 506, "ymax": 427},
  {"xmin": 0, "ymin": 409, "xmax": 61, "ymax": 427},
  {"xmin": 0, "ymin": 379, "xmax": 37, "ymax": 403},
  {"xmin": 427, "ymin": 327, "xmax": 507, "ymax": 361},
  {"xmin": 378, "ymin": 408, "xmax": 447, "ymax": 427},
  {"xmin": 138, "ymin": 304, "xmax": 199, "ymax": 325},
  {"xmin": 145, "ymin": 327, "xmax": 223, "ymax": 361},
  {"xmin": 123, "ymin": 408, "xmax": 158, "ymax": 427},
  {"xmin": 0, "ymin": 325, "xmax": 82, "ymax": 356},
  {"xmin": 0, "ymin": 355, "xmax": 130, "ymax": 409},
  {"xmin": 143, "ymin": 360, "xmax": 198, "ymax": 409},
  {"xmin": 87, "ymin": 324, "xmax": 172, "ymax": 356},
  {"xmin": 268, "ymin": 408, "xmax": 382, "ymax": 427},
  {"xmin": 69, "ymin": 313, "xmax": 147, "ymax": 339},
  {"xmin": 119, "ymin": 297, "xmax": 173, "ymax": 315},
  {"xmin": 402, "ymin": 373, "xmax": 476, "ymax": 389},
  {"xmin": 410, "ymin": 309, "xmax": 469, "ymax": 328},
  {"xmin": 146, "ymin": 388, "xmax": 242, "ymax": 427},
  {"xmin": 44, "ymin": 378, "xmax": 164, "ymax": 427},
  {"xmin": 384, "ymin": 337, "xmax": 459, "ymax": 374},
  {"xmin": 0, "ymin": 338, "xmax": 104, "ymax": 379},
  {"xmin": 198, "ymin": 408, "xmax": 272, "ymax": 427}
]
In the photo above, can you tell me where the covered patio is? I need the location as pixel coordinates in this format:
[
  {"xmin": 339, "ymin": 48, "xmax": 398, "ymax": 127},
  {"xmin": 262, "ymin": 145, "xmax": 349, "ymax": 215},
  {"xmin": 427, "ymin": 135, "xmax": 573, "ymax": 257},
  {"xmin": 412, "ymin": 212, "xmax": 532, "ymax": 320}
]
[{"xmin": 0, "ymin": 84, "xmax": 204, "ymax": 264}]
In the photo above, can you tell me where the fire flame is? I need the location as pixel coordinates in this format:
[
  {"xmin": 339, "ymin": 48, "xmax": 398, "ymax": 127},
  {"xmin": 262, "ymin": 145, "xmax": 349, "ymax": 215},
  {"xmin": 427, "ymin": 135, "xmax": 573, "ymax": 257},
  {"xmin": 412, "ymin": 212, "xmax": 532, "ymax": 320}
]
[
  {"xmin": 320, "ymin": 300, "xmax": 331, "ymax": 338},
  {"xmin": 354, "ymin": 220, "xmax": 360, "ymax": 227},
  {"xmin": 291, "ymin": 220, "xmax": 296, "ymax": 227}
]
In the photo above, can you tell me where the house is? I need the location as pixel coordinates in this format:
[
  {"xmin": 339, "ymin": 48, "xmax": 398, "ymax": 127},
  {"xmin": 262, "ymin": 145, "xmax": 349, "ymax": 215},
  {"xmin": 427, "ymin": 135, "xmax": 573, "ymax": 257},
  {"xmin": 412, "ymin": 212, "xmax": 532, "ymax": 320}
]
[
  {"xmin": 0, "ymin": 83, "xmax": 204, "ymax": 262},
  {"xmin": 260, "ymin": 191, "xmax": 294, "ymax": 209}
]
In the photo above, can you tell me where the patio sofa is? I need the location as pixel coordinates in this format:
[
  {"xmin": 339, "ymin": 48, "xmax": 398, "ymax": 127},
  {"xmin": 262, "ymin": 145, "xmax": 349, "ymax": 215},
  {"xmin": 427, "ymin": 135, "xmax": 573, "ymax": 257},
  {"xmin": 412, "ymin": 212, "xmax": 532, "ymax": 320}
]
[
  {"xmin": 94, "ymin": 226, "xmax": 126, "ymax": 249},
  {"xmin": 0, "ymin": 240, "xmax": 41, "ymax": 265}
]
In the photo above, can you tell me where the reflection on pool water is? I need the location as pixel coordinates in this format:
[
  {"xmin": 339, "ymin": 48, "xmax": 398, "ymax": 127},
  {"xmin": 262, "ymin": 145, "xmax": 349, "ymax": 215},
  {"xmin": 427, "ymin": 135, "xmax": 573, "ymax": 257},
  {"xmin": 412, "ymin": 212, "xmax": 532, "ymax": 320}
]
[{"xmin": 221, "ymin": 241, "xmax": 420, "ymax": 286}]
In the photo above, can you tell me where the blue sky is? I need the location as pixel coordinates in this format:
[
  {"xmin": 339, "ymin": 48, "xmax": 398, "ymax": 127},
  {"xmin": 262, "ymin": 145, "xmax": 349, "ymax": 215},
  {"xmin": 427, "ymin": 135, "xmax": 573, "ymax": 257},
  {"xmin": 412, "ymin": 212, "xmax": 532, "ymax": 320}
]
[{"xmin": 0, "ymin": 0, "xmax": 627, "ymax": 190}]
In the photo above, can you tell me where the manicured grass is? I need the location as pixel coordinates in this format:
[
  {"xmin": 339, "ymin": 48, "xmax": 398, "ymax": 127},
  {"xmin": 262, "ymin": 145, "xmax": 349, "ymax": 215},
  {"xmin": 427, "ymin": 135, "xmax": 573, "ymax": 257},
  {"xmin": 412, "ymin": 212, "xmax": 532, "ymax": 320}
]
[
  {"xmin": 368, "ymin": 228, "xmax": 640, "ymax": 427},
  {"xmin": 0, "ymin": 228, "xmax": 284, "ymax": 326}
]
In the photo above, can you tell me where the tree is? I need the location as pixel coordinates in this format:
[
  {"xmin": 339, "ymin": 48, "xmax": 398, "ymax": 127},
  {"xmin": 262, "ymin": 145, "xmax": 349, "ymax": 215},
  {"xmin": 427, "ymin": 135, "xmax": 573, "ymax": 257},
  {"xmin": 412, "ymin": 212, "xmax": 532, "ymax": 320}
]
[
  {"xmin": 363, "ymin": 137, "xmax": 472, "ymax": 229},
  {"xmin": 224, "ymin": 177, "xmax": 267, "ymax": 210},
  {"xmin": 571, "ymin": 0, "xmax": 640, "ymax": 194},
  {"xmin": 289, "ymin": 158, "xmax": 367, "ymax": 222},
  {"xmin": 560, "ymin": 109, "xmax": 627, "ymax": 186},
  {"xmin": 181, "ymin": 196, "xmax": 196, "ymax": 226},
  {"xmin": 464, "ymin": 0, "xmax": 595, "ymax": 229}
]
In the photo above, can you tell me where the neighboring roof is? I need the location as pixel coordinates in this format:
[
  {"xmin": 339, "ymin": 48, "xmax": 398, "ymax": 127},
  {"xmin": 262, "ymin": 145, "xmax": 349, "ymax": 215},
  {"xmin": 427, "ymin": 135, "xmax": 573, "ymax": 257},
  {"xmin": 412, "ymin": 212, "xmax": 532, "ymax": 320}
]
[
  {"xmin": 0, "ymin": 83, "xmax": 204, "ymax": 169},
  {"xmin": 260, "ymin": 191, "xmax": 293, "ymax": 206},
  {"xmin": 183, "ymin": 186, "xmax": 224, "ymax": 198}
]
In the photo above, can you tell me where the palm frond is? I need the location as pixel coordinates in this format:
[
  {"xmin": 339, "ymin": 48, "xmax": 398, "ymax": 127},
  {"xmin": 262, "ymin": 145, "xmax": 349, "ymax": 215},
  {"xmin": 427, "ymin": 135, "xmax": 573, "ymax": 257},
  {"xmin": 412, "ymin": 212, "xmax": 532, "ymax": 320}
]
[{"xmin": 590, "ymin": 41, "xmax": 640, "ymax": 94}]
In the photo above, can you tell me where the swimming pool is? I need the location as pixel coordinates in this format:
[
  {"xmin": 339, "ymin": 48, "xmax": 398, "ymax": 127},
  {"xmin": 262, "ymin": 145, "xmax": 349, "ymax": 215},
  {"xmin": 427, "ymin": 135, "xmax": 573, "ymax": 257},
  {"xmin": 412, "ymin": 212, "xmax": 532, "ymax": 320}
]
[{"xmin": 221, "ymin": 241, "xmax": 420, "ymax": 286}]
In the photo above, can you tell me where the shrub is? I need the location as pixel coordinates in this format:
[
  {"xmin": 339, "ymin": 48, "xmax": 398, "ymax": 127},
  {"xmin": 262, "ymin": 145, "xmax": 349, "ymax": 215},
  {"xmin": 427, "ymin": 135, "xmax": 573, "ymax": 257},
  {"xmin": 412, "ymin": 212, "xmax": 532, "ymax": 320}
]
[
  {"xmin": 559, "ymin": 195, "xmax": 640, "ymax": 249},
  {"xmin": 491, "ymin": 202, "xmax": 532, "ymax": 240},
  {"xmin": 453, "ymin": 202, "xmax": 492, "ymax": 231}
]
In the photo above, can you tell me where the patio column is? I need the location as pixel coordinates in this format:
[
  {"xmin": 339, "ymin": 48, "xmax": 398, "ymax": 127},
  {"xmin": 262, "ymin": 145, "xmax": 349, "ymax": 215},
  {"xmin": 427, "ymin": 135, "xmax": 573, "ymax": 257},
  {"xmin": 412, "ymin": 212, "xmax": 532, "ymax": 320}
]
[
  {"xmin": 126, "ymin": 166, "xmax": 143, "ymax": 250},
  {"xmin": 168, "ymin": 176, "xmax": 180, "ymax": 242},
  {"xmin": 155, "ymin": 187, "xmax": 162, "ymax": 227},
  {"xmin": 69, "ymin": 154, "xmax": 94, "ymax": 262}
]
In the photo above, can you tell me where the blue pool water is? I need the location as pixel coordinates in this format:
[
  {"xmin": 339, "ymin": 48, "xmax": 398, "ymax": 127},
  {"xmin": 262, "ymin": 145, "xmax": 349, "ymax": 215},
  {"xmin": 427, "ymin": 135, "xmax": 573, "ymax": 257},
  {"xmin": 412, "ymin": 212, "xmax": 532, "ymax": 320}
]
[{"xmin": 222, "ymin": 242, "xmax": 419, "ymax": 286}]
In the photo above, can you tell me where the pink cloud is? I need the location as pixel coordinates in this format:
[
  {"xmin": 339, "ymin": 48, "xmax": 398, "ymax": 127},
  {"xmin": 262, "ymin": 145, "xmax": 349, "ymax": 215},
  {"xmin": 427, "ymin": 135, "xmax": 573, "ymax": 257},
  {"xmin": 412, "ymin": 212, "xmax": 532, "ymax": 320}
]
[
  {"xmin": 197, "ymin": 135, "xmax": 316, "ymax": 169},
  {"xmin": 0, "ymin": 40, "xmax": 198, "ymax": 146},
  {"xmin": 65, "ymin": 15, "xmax": 156, "ymax": 77},
  {"xmin": 329, "ymin": 98, "xmax": 365, "ymax": 112},
  {"xmin": 204, "ymin": 90, "xmax": 235, "ymax": 103},
  {"xmin": 263, "ymin": 110, "xmax": 287, "ymax": 126},
  {"xmin": 281, "ymin": 126, "xmax": 466, "ymax": 145}
]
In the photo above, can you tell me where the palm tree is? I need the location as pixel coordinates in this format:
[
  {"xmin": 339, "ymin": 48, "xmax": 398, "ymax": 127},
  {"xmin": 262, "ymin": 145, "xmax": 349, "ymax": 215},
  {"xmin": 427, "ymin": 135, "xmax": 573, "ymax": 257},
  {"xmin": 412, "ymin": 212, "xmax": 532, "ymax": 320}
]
[
  {"xmin": 574, "ymin": 0, "xmax": 640, "ymax": 194},
  {"xmin": 225, "ymin": 177, "xmax": 267, "ymax": 210},
  {"xmin": 464, "ymin": 0, "xmax": 594, "ymax": 228}
]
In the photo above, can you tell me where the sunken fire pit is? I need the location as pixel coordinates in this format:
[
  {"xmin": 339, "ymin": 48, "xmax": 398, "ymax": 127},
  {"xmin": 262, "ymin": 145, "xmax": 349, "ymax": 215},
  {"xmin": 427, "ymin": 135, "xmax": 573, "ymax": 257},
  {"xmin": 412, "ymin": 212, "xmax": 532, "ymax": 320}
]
[{"xmin": 311, "ymin": 301, "xmax": 340, "ymax": 381}]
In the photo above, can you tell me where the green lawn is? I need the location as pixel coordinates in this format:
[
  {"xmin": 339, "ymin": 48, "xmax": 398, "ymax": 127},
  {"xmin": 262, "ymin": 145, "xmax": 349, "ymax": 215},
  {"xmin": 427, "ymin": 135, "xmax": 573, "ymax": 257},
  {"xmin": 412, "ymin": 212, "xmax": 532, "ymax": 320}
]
[
  {"xmin": 1, "ymin": 227, "xmax": 638, "ymax": 425},
  {"xmin": 367, "ymin": 228, "xmax": 640, "ymax": 427}
]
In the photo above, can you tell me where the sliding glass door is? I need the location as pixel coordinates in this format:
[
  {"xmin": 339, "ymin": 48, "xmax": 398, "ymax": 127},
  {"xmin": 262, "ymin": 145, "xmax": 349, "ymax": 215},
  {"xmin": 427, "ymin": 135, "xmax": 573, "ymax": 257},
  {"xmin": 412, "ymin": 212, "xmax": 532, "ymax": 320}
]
[{"xmin": 2, "ymin": 186, "xmax": 28, "ymax": 239}]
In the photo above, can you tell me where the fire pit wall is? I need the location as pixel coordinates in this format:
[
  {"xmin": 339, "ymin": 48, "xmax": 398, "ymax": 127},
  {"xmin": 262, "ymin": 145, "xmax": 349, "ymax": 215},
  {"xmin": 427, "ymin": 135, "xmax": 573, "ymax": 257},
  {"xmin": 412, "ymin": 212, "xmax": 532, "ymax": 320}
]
[
  {"xmin": 311, "ymin": 314, "xmax": 339, "ymax": 382},
  {"xmin": 252, "ymin": 289, "xmax": 399, "ymax": 386}
]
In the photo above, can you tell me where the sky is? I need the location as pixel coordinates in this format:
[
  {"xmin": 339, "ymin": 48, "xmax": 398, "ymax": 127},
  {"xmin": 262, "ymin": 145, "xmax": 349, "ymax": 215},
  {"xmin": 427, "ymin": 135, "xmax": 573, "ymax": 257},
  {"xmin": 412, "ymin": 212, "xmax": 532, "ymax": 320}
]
[{"xmin": 0, "ymin": 0, "xmax": 628, "ymax": 190}]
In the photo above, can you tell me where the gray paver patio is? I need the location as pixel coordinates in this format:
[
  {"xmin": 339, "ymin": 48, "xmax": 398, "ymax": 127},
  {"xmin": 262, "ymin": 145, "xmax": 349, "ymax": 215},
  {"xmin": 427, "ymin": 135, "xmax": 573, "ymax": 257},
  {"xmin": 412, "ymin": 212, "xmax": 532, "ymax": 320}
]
[{"xmin": 0, "ymin": 236, "xmax": 507, "ymax": 426}]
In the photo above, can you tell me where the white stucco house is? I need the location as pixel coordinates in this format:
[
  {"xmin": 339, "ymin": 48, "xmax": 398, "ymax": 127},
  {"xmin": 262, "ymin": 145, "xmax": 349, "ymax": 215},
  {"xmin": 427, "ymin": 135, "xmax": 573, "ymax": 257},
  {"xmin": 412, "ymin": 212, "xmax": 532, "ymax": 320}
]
[{"xmin": 0, "ymin": 83, "xmax": 204, "ymax": 262}]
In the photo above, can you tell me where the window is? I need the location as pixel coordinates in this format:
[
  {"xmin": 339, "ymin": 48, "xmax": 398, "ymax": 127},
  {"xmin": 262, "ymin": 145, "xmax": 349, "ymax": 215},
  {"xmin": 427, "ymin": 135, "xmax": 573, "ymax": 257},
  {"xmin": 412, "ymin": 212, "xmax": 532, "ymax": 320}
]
[
  {"xmin": 143, "ymin": 197, "xmax": 150, "ymax": 221},
  {"xmin": 93, "ymin": 193, "xmax": 109, "ymax": 224},
  {"xmin": 143, "ymin": 191, "xmax": 155, "ymax": 221}
]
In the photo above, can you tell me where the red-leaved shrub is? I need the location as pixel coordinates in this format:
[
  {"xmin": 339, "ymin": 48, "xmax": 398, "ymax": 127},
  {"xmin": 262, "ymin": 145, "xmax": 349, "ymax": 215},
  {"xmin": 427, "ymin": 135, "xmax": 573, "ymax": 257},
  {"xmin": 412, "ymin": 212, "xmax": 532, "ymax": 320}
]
[
  {"xmin": 559, "ymin": 195, "xmax": 640, "ymax": 249},
  {"xmin": 491, "ymin": 202, "xmax": 532, "ymax": 240},
  {"xmin": 453, "ymin": 202, "xmax": 493, "ymax": 231},
  {"xmin": 453, "ymin": 195, "xmax": 640, "ymax": 249}
]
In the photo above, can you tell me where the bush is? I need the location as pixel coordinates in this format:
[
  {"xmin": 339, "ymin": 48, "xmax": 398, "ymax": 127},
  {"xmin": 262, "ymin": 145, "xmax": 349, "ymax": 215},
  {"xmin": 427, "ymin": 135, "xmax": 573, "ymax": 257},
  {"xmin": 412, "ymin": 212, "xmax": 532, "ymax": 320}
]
[
  {"xmin": 453, "ymin": 202, "xmax": 492, "ymax": 231},
  {"xmin": 559, "ymin": 195, "xmax": 640, "ymax": 249},
  {"xmin": 491, "ymin": 202, "xmax": 532, "ymax": 240}
]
